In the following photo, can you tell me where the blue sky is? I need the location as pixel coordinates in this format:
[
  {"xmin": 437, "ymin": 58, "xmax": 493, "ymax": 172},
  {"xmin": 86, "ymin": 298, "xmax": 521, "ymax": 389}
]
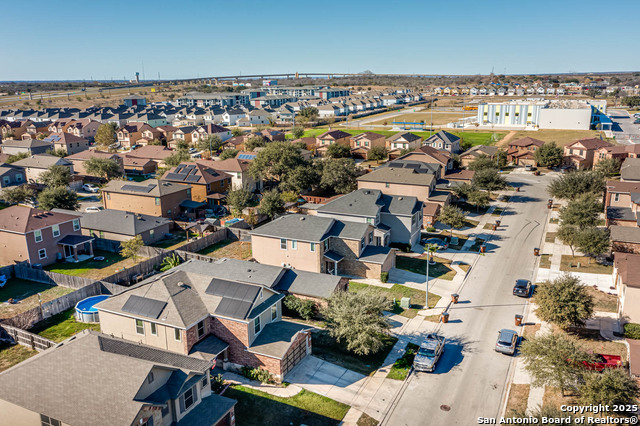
[{"xmin": 1, "ymin": 0, "xmax": 639, "ymax": 80}]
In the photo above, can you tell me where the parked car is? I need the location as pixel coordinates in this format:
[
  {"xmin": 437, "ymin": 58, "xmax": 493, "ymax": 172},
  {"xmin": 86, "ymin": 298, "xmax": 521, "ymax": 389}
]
[
  {"xmin": 85, "ymin": 206, "xmax": 102, "ymax": 213},
  {"xmin": 495, "ymin": 329, "xmax": 518, "ymax": 355},
  {"xmin": 420, "ymin": 238, "xmax": 448, "ymax": 250},
  {"xmin": 582, "ymin": 354, "xmax": 623, "ymax": 372},
  {"xmin": 524, "ymin": 164, "xmax": 533, "ymax": 171},
  {"xmin": 413, "ymin": 333, "xmax": 445, "ymax": 372},
  {"xmin": 513, "ymin": 279, "xmax": 532, "ymax": 297},
  {"xmin": 188, "ymin": 147, "xmax": 197, "ymax": 153},
  {"xmin": 82, "ymin": 184, "xmax": 99, "ymax": 193}
]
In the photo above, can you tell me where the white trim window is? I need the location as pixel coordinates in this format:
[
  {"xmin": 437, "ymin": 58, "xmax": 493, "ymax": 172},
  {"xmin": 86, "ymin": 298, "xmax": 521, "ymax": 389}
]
[
  {"xmin": 52, "ymin": 225, "xmax": 60, "ymax": 238},
  {"xmin": 291, "ymin": 240, "xmax": 297, "ymax": 250},
  {"xmin": 271, "ymin": 305, "xmax": 277, "ymax": 321},
  {"xmin": 179, "ymin": 385, "xmax": 198, "ymax": 414},
  {"xmin": 34, "ymin": 229, "xmax": 43, "ymax": 243},
  {"xmin": 38, "ymin": 248, "xmax": 47, "ymax": 259},
  {"xmin": 280, "ymin": 239, "xmax": 287, "ymax": 250},
  {"xmin": 135, "ymin": 319, "xmax": 145, "ymax": 335},
  {"xmin": 310, "ymin": 242, "xmax": 316, "ymax": 252},
  {"xmin": 197, "ymin": 320, "xmax": 205, "ymax": 338},
  {"xmin": 174, "ymin": 327, "xmax": 182, "ymax": 342},
  {"xmin": 73, "ymin": 219, "xmax": 80, "ymax": 231},
  {"xmin": 254, "ymin": 316, "xmax": 261, "ymax": 334},
  {"xmin": 150, "ymin": 322, "xmax": 157, "ymax": 336}
]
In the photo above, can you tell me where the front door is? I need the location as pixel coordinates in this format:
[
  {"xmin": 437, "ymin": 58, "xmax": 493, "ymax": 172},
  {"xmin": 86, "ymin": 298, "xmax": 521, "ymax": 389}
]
[{"xmin": 63, "ymin": 245, "xmax": 73, "ymax": 258}]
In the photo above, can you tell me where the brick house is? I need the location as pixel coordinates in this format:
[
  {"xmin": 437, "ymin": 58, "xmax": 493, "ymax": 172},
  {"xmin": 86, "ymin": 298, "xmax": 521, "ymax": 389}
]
[
  {"xmin": 101, "ymin": 179, "xmax": 192, "ymax": 219},
  {"xmin": 563, "ymin": 138, "xmax": 613, "ymax": 169},
  {"xmin": 251, "ymin": 214, "xmax": 396, "ymax": 278},
  {"xmin": 507, "ymin": 137, "xmax": 545, "ymax": 166},
  {"xmin": 0, "ymin": 206, "xmax": 93, "ymax": 266},
  {"xmin": 594, "ymin": 144, "xmax": 640, "ymax": 169},
  {"xmin": 96, "ymin": 258, "xmax": 344, "ymax": 380},
  {"xmin": 315, "ymin": 130, "xmax": 352, "ymax": 156},
  {"xmin": 161, "ymin": 162, "xmax": 232, "ymax": 207},
  {"xmin": 43, "ymin": 132, "xmax": 90, "ymax": 155},
  {"xmin": 350, "ymin": 132, "xmax": 387, "ymax": 159},
  {"xmin": 65, "ymin": 150, "xmax": 124, "ymax": 178},
  {"xmin": 0, "ymin": 331, "xmax": 236, "ymax": 426}
]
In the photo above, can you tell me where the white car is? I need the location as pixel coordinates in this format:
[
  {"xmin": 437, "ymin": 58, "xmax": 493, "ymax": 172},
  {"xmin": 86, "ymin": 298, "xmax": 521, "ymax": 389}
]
[
  {"xmin": 82, "ymin": 184, "xmax": 99, "ymax": 193},
  {"xmin": 85, "ymin": 206, "xmax": 102, "ymax": 213}
]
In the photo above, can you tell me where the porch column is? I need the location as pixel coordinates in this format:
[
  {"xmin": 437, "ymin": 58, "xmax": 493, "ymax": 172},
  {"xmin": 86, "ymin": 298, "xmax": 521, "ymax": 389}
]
[
  {"xmin": 73, "ymin": 245, "xmax": 78, "ymax": 261},
  {"xmin": 334, "ymin": 260, "xmax": 338, "ymax": 276},
  {"xmin": 88, "ymin": 242, "xmax": 94, "ymax": 257}
]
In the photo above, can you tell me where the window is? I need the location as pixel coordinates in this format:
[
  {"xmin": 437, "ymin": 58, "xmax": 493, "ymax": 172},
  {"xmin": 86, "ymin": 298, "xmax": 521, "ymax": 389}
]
[
  {"xmin": 16, "ymin": 173, "xmax": 23, "ymax": 182},
  {"xmin": 174, "ymin": 327, "xmax": 181, "ymax": 341},
  {"xmin": 369, "ymin": 232, "xmax": 373, "ymax": 243},
  {"xmin": 40, "ymin": 414, "xmax": 61, "ymax": 426},
  {"xmin": 221, "ymin": 180, "xmax": 224, "ymax": 187},
  {"xmin": 2, "ymin": 176, "xmax": 8, "ymax": 185},
  {"xmin": 179, "ymin": 385, "xmax": 198, "ymax": 413},
  {"xmin": 291, "ymin": 240, "xmax": 297, "ymax": 250},
  {"xmin": 614, "ymin": 193, "xmax": 620, "ymax": 202},
  {"xmin": 366, "ymin": 218, "xmax": 373, "ymax": 224},
  {"xmin": 385, "ymin": 183, "xmax": 390, "ymax": 188},
  {"xmin": 136, "ymin": 319, "xmax": 145, "ymax": 335},
  {"xmin": 147, "ymin": 372, "xmax": 154, "ymax": 384},
  {"xmin": 150, "ymin": 322, "xmax": 157, "ymax": 336},
  {"xmin": 149, "ymin": 229, "xmax": 155, "ymax": 238},
  {"xmin": 323, "ymin": 239, "xmax": 329, "ymax": 251},
  {"xmin": 202, "ymin": 375, "xmax": 208, "ymax": 389},
  {"xmin": 271, "ymin": 305, "xmax": 277, "ymax": 321},
  {"xmin": 52, "ymin": 225, "xmax": 60, "ymax": 238},
  {"xmin": 310, "ymin": 242, "xmax": 316, "ymax": 252},
  {"xmin": 99, "ymin": 231, "xmax": 105, "ymax": 238},
  {"xmin": 254, "ymin": 316, "xmax": 261, "ymax": 334},
  {"xmin": 280, "ymin": 239, "xmax": 287, "ymax": 250},
  {"xmin": 361, "ymin": 237, "xmax": 365, "ymax": 248},
  {"xmin": 38, "ymin": 248, "xmax": 47, "ymax": 259},
  {"xmin": 73, "ymin": 219, "xmax": 80, "ymax": 231},
  {"xmin": 197, "ymin": 320, "xmax": 205, "ymax": 338},
  {"xmin": 106, "ymin": 192, "xmax": 110, "ymax": 200},
  {"xmin": 34, "ymin": 230, "xmax": 43, "ymax": 243},
  {"xmin": 155, "ymin": 197, "xmax": 160, "ymax": 206}
]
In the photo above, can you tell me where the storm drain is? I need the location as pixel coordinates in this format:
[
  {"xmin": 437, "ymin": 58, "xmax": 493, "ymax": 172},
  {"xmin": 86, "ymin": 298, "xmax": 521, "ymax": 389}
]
[{"xmin": 440, "ymin": 405, "xmax": 451, "ymax": 411}]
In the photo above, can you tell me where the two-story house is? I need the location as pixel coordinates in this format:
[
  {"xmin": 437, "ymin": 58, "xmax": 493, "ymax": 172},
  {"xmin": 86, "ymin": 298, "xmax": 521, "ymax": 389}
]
[
  {"xmin": 198, "ymin": 158, "xmax": 262, "ymax": 191},
  {"xmin": 0, "ymin": 164, "xmax": 26, "ymax": 189},
  {"xmin": 161, "ymin": 162, "xmax": 232, "ymax": 207},
  {"xmin": 42, "ymin": 132, "xmax": 90, "ymax": 155},
  {"xmin": 126, "ymin": 145, "xmax": 175, "ymax": 168},
  {"xmin": 0, "ymin": 331, "xmax": 237, "ymax": 426},
  {"xmin": 117, "ymin": 122, "xmax": 156, "ymax": 149},
  {"xmin": 563, "ymin": 138, "xmax": 614, "ymax": 169},
  {"xmin": 395, "ymin": 145, "xmax": 455, "ymax": 173},
  {"xmin": 12, "ymin": 154, "xmax": 74, "ymax": 183},
  {"xmin": 459, "ymin": 145, "xmax": 500, "ymax": 168},
  {"xmin": 315, "ymin": 130, "xmax": 352, "ymax": 156},
  {"xmin": 0, "ymin": 206, "xmax": 93, "ymax": 266},
  {"xmin": 423, "ymin": 130, "xmax": 461, "ymax": 153},
  {"xmin": 191, "ymin": 123, "xmax": 232, "ymax": 144},
  {"xmin": 66, "ymin": 150, "xmax": 124, "ymax": 178},
  {"xmin": 101, "ymin": 179, "xmax": 192, "ymax": 219},
  {"xmin": 506, "ymin": 137, "xmax": 545, "ymax": 166},
  {"xmin": 621, "ymin": 158, "xmax": 640, "ymax": 182},
  {"xmin": 595, "ymin": 145, "xmax": 640, "ymax": 169},
  {"xmin": 386, "ymin": 132, "xmax": 423, "ymax": 158},
  {"xmin": 350, "ymin": 132, "xmax": 387, "ymax": 159}
]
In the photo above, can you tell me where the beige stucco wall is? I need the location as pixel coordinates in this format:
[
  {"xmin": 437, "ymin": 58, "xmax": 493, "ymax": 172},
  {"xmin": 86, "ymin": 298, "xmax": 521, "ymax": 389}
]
[
  {"xmin": 0, "ymin": 399, "xmax": 70, "ymax": 426},
  {"xmin": 607, "ymin": 193, "xmax": 632, "ymax": 208},
  {"xmin": 251, "ymin": 235, "xmax": 323, "ymax": 273},
  {"xmin": 103, "ymin": 189, "xmax": 189, "ymax": 219},
  {"xmin": 0, "ymin": 231, "xmax": 30, "ymax": 265},
  {"xmin": 357, "ymin": 180, "xmax": 432, "ymax": 202},
  {"xmin": 621, "ymin": 284, "xmax": 640, "ymax": 324}
]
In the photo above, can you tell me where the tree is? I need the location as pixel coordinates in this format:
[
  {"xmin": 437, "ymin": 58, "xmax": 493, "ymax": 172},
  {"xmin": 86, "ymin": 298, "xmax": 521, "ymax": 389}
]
[
  {"xmin": 197, "ymin": 135, "xmax": 223, "ymax": 157},
  {"xmin": 520, "ymin": 333, "xmax": 593, "ymax": 395},
  {"xmin": 559, "ymin": 194, "xmax": 601, "ymax": 229},
  {"xmin": 84, "ymin": 157, "xmax": 122, "ymax": 180},
  {"xmin": 298, "ymin": 107, "xmax": 319, "ymax": 123},
  {"xmin": 326, "ymin": 143, "xmax": 352, "ymax": 159},
  {"xmin": 176, "ymin": 140, "xmax": 189, "ymax": 152},
  {"xmin": 452, "ymin": 182, "xmax": 475, "ymax": 199},
  {"xmin": 147, "ymin": 139, "xmax": 163, "ymax": 146},
  {"xmin": 231, "ymin": 128, "xmax": 244, "ymax": 137},
  {"xmin": 323, "ymin": 290, "xmax": 391, "ymax": 356},
  {"xmin": 120, "ymin": 235, "xmax": 144, "ymax": 263},
  {"xmin": 94, "ymin": 123, "xmax": 117, "ymax": 149},
  {"xmin": 534, "ymin": 274, "xmax": 594, "ymax": 329},
  {"xmin": 622, "ymin": 96, "xmax": 640, "ymax": 108},
  {"xmin": 557, "ymin": 223, "xmax": 580, "ymax": 256},
  {"xmin": 164, "ymin": 151, "xmax": 192, "ymax": 167},
  {"xmin": 1, "ymin": 184, "xmax": 34, "ymax": 205},
  {"xmin": 575, "ymin": 227, "xmax": 610, "ymax": 264},
  {"xmin": 474, "ymin": 168, "xmax": 507, "ymax": 196},
  {"xmin": 258, "ymin": 190, "xmax": 285, "ymax": 219},
  {"xmin": 594, "ymin": 157, "xmax": 621, "ymax": 177},
  {"xmin": 245, "ymin": 136, "xmax": 266, "ymax": 151},
  {"xmin": 6, "ymin": 152, "xmax": 29, "ymax": 164},
  {"xmin": 320, "ymin": 158, "xmax": 359, "ymax": 194},
  {"xmin": 249, "ymin": 142, "xmax": 306, "ymax": 183},
  {"xmin": 438, "ymin": 205, "xmax": 466, "ymax": 236},
  {"xmin": 367, "ymin": 146, "xmax": 388, "ymax": 162},
  {"xmin": 219, "ymin": 149, "xmax": 239, "ymax": 160},
  {"xmin": 226, "ymin": 187, "xmax": 253, "ymax": 215},
  {"xmin": 281, "ymin": 164, "xmax": 320, "ymax": 193},
  {"xmin": 468, "ymin": 155, "xmax": 496, "ymax": 171},
  {"xmin": 291, "ymin": 126, "xmax": 305, "ymax": 139},
  {"xmin": 45, "ymin": 148, "xmax": 68, "ymax": 158},
  {"xmin": 39, "ymin": 165, "xmax": 70, "ymax": 187},
  {"xmin": 579, "ymin": 368, "xmax": 640, "ymax": 408},
  {"xmin": 37, "ymin": 186, "xmax": 79, "ymax": 210},
  {"xmin": 548, "ymin": 170, "xmax": 606, "ymax": 200},
  {"xmin": 495, "ymin": 150, "xmax": 508, "ymax": 169},
  {"xmin": 160, "ymin": 254, "xmax": 181, "ymax": 272},
  {"xmin": 467, "ymin": 190, "xmax": 490, "ymax": 212},
  {"xmin": 534, "ymin": 142, "xmax": 563, "ymax": 167}
]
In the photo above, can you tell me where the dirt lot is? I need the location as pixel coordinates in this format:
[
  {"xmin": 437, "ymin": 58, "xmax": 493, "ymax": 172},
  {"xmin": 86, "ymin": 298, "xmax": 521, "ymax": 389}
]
[
  {"xmin": 370, "ymin": 111, "xmax": 471, "ymax": 126},
  {"xmin": 496, "ymin": 129, "xmax": 608, "ymax": 148}
]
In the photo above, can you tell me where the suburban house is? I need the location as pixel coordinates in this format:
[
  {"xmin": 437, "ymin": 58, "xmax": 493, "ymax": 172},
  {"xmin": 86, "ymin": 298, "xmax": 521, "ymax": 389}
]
[
  {"xmin": 395, "ymin": 145, "xmax": 455, "ymax": 173},
  {"xmin": 0, "ymin": 164, "xmax": 26, "ymax": 189},
  {"xmin": 0, "ymin": 331, "xmax": 237, "ymax": 426},
  {"xmin": 66, "ymin": 150, "xmax": 124, "ymax": 178},
  {"xmin": 251, "ymin": 214, "xmax": 396, "ymax": 278},
  {"xmin": 161, "ymin": 162, "xmax": 232, "ymax": 207},
  {"xmin": 563, "ymin": 138, "xmax": 613, "ymax": 169},
  {"xmin": 507, "ymin": 137, "xmax": 545, "ymax": 166},
  {"xmin": 96, "ymin": 258, "xmax": 345, "ymax": 380},
  {"xmin": 614, "ymin": 252, "xmax": 640, "ymax": 324},
  {"xmin": 423, "ymin": 130, "xmax": 461, "ymax": 153},
  {"xmin": 350, "ymin": 132, "xmax": 387, "ymax": 159},
  {"xmin": 220, "ymin": 135, "xmax": 246, "ymax": 151},
  {"xmin": 459, "ymin": 145, "xmax": 500, "ymax": 168},
  {"xmin": 172, "ymin": 126, "xmax": 198, "ymax": 144},
  {"xmin": 117, "ymin": 122, "xmax": 156, "ymax": 149},
  {"xmin": 199, "ymin": 158, "xmax": 262, "ymax": 191},
  {"xmin": 120, "ymin": 154, "xmax": 157, "ymax": 175},
  {"xmin": 604, "ymin": 180, "xmax": 640, "ymax": 227},
  {"xmin": 11, "ymin": 154, "xmax": 74, "ymax": 183},
  {"xmin": 126, "ymin": 145, "xmax": 175, "ymax": 168},
  {"xmin": 315, "ymin": 130, "xmax": 352, "ymax": 156},
  {"xmin": 43, "ymin": 132, "xmax": 90, "ymax": 155},
  {"xmin": 386, "ymin": 132, "xmax": 423, "ymax": 157},
  {"xmin": 0, "ymin": 138, "xmax": 53, "ymax": 156},
  {"xmin": 191, "ymin": 123, "xmax": 232, "ymax": 144},
  {"xmin": 0, "ymin": 206, "xmax": 93, "ymax": 266},
  {"xmin": 63, "ymin": 118, "xmax": 101, "ymax": 141},
  {"xmin": 78, "ymin": 209, "xmax": 173, "ymax": 245},
  {"xmin": 101, "ymin": 179, "xmax": 192, "ymax": 219},
  {"xmin": 611, "ymin": 226, "xmax": 640, "ymax": 254},
  {"xmin": 622, "ymin": 158, "xmax": 640, "ymax": 182},
  {"xmin": 594, "ymin": 144, "xmax": 640, "ymax": 169},
  {"xmin": 315, "ymin": 188, "xmax": 423, "ymax": 247}
]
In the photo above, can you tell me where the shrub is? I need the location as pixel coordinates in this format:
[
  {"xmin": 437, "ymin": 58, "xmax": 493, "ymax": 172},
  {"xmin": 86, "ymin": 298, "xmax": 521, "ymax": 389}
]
[
  {"xmin": 426, "ymin": 226, "xmax": 436, "ymax": 232},
  {"xmin": 624, "ymin": 323, "xmax": 640, "ymax": 340},
  {"xmin": 241, "ymin": 366, "xmax": 274, "ymax": 384},
  {"xmin": 380, "ymin": 272, "xmax": 389, "ymax": 283},
  {"xmin": 390, "ymin": 242, "xmax": 411, "ymax": 253},
  {"xmin": 210, "ymin": 373, "xmax": 226, "ymax": 394},
  {"xmin": 283, "ymin": 295, "xmax": 316, "ymax": 320}
]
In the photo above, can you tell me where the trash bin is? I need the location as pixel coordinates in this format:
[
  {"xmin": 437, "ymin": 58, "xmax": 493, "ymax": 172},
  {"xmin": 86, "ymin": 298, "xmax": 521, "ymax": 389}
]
[
  {"xmin": 534, "ymin": 171, "xmax": 540, "ymax": 176},
  {"xmin": 441, "ymin": 312, "xmax": 449, "ymax": 323},
  {"xmin": 516, "ymin": 187, "xmax": 521, "ymax": 192},
  {"xmin": 515, "ymin": 314, "xmax": 523, "ymax": 326},
  {"xmin": 533, "ymin": 248, "xmax": 540, "ymax": 256},
  {"xmin": 451, "ymin": 293, "xmax": 459, "ymax": 304},
  {"xmin": 480, "ymin": 245, "xmax": 486, "ymax": 254},
  {"xmin": 495, "ymin": 220, "xmax": 501, "ymax": 226},
  {"xmin": 491, "ymin": 224, "xmax": 497, "ymax": 231}
]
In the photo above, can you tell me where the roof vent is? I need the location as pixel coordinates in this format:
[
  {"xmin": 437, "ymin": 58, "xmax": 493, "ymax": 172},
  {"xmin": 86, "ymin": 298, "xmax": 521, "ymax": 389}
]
[
  {"xmin": 299, "ymin": 217, "xmax": 305, "ymax": 221},
  {"xmin": 399, "ymin": 197, "xmax": 403, "ymax": 200}
]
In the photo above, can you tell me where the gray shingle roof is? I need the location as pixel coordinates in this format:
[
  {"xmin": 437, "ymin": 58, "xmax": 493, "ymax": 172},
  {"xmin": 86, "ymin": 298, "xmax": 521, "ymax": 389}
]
[
  {"xmin": 276, "ymin": 269, "xmax": 343, "ymax": 299},
  {"xmin": 607, "ymin": 207, "xmax": 638, "ymax": 222},
  {"xmin": 622, "ymin": 158, "xmax": 640, "ymax": 182},
  {"xmin": 328, "ymin": 220, "xmax": 370, "ymax": 240},
  {"xmin": 12, "ymin": 154, "xmax": 72, "ymax": 169},
  {"xmin": 357, "ymin": 166, "xmax": 435, "ymax": 187},
  {"xmin": 317, "ymin": 189, "xmax": 383, "ymax": 217},
  {"xmin": 425, "ymin": 130, "xmax": 460, "ymax": 145},
  {"xmin": 251, "ymin": 214, "xmax": 335, "ymax": 242},
  {"xmin": 80, "ymin": 209, "xmax": 172, "ymax": 236},
  {"xmin": 102, "ymin": 179, "xmax": 190, "ymax": 197},
  {"xmin": 380, "ymin": 193, "xmax": 422, "ymax": 216},
  {"xmin": 358, "ymin": 245, "xmax": 395, "ymax": 264},
  {"xmin": 248, "ymin": 320, "xmax": 311, "ymax": 359},
  {"xmin": 611, "ymin": 225, "xmax": 640, "ymax": 244}
]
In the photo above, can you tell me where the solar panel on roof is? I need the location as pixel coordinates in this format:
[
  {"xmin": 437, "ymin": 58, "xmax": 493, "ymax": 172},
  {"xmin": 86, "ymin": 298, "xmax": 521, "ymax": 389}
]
[
  {"xmin": 165, "ymin": 173, "xmax": 186, "ymax": 181},
  {"xmin": 205, "ymin": 279, "xmax": 260, "ymax": 302},
  {"xmin": 184, "ymin": 175, "xmax": 201, "ymax": 183},
  {"xmin": 121, "ymin": 295, "xmax": 167, "ymax": 319},
  {"xmin": 238, "ymin": 154, "xmax": 256, "ymax": 160},
  {"xmin": 175, "ymin": 164, "xmax": 185, "ymax": 173}
]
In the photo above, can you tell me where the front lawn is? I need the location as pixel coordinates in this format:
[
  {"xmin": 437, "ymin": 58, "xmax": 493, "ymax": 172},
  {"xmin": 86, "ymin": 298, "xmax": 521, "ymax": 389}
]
[
  {"xmin": 539, "ymin": 254, "xmax": 551, "ymax": 269},
  {"xmin": 456, "ymin": 202, "xmax": 490, "ymax": 215},
  {"xmin": 312, "ymin": 330, "xmax": 397, "ymax": 376},
  {"xmin": 584, "ymin": 286, "xmax": 617, "ymax": 313},
  {"xmin": 0, "ymin": 342, "xmax": 37, "ymax": 373},
  {"xmin": 349, "ymin": 282, "xmax": 440, "ymax": 318},
  {"xmin": 29, "ymin": 308, "xmax": 100, "ymax": 342},
  {"xmin": 387, "ymin": 342, "xmax": 419, "ymax": 380},
  {"xmin": 224, "ymin": 385, "xmax": 349, "ymax": 426},
  {"xmin": 422, "ymin": 232, "xmax": 468, "ymax": 250},
  {"xmin": 505, "ymin": 384, "xmax": 531, "ymax": 415},
  {"xmin": 45, "ymin": 250, "xmax": 143, "ymax": 280},
  {"xmin": 559, "ymin": 255, "xmax": 613, "ymax": 274},
  {"xmin": 545, "ymin": 232, "xmax": 557, "ymax": 243},
  {"xmin": 396, "ymin": 254, "xmax": 456, "ymax": 281},
  {"xmin": 560, "ymin": 326, "xmax": 627, "ymax": 360},
  {"xmin": 0, "ymin": 279, "xmax": 74, "ymax": 319},
  {"xmin": 492, "ymin": 207, "xmax": 504, "ymax": 216},
  {"xmin": 197, "ymin": 239, "xmax": 253, "ymax": 260}
]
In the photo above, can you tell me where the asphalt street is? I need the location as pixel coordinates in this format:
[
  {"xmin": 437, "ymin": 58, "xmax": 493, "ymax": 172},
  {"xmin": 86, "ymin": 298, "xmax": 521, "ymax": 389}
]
[
  {"xmin": 383, "ymin": 171, "xmax": 553, "ymax": 425},
  {"xmin": 609, "ymin": 109, "xmax": 640, "ymax": 144}
]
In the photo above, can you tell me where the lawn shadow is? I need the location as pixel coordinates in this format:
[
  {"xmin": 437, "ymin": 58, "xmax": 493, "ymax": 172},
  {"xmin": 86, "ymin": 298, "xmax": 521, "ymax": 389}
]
[{"xmin": 508, "ymin": 195, "xmax": 542, "ymax": 203}]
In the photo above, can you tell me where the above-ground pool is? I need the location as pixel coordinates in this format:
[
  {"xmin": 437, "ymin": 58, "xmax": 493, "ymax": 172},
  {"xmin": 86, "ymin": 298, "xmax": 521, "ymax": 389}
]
[{"xmin": 75, "ymin": 295, "xmax": 109, "ymax": 323}]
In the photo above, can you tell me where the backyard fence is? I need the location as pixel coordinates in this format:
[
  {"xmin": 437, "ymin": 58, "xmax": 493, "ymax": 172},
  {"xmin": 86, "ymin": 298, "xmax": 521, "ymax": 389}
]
[
  {"xmin": 226, "ymin": 227, "xmax": 251, "ymax": 242},
  {"xmin": 138, "ymin": 245, "xmax": 170, "ymax": 258},
  {"xmin": 14, "ymin": 265, "xmax": 98, "ymax": 290},
  {"xmin": 176, "ymin": 250, "xmax": 217, "ymax": 264},
  {"xmin": 0, "ymin": 264, "xmax": 15, "ymax": 279},
  {"xmin": 94, "ymin": 238, "xmax": 122, "ymax": 253},
  {"xmin": 177, "ymin": 229, "xmax": 228, "ymax": 253},
  {"xmin": 1, "ymin": 324, "xmax": 55, "ymax": 351},
  {"xmin": 99, "ymin": 251, "xmax": 174, "ymax": 285}
]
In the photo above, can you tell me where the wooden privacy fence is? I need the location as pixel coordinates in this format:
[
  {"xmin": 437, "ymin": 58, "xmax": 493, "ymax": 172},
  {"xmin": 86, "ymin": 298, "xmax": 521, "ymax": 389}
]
[
  {"xmin": 1, "ymin": 324, "xmax": 56, "ymax": 351},
  {"xmin": 94, "ymin": 238, "xmax": 122, "ymax": 253},
  {"xmin": 100, "ymin": 251, "xmax": 174, "ymax": 285},
  {"xmin": 177, "ymin": 229, "xmax": 228, "ymax": 253}
]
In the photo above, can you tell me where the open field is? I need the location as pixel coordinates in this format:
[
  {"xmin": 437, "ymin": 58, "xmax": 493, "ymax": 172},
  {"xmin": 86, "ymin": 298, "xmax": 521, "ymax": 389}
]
[
  {"xmin": 0, "ymin": 279, "xmax": 74, "ymax": 319},
  {"xmin": 370, "ymin": 111, "xmax": 472, "ymax": 126}
]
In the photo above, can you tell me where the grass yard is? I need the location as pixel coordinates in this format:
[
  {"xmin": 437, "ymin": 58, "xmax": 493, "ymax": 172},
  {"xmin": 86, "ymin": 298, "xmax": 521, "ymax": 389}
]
[
  {"xmin": 44, "ymin": 250, "xmax": 143, "ymax": 280},
  {"xmin": 0, "ymin": 279, "xmax": 74, "ymax": 319},
  {"xmin": 496, "ymin": 129, "xmax": 606, "ymax": 148},
  {"xmin": 505, "ymin": 384, "xmax": 530, "ymax": 415},
  {"xmin": 539, "ymin": 254, "xmax": 552, "ymax": 269},
  {"xmin": 462, "ymin": 219, "xmax": 479, "ymax": 229},
  {"xmin": 559, "ymin": 255, "xmax": 613, "ymax": 274},
  {"xmin": 151, "ymin": 232, "xmax": 197, "ymax": 250},
  {"xmin": 492, "ymin": 207, "xmax": 504, "ymax": 216},
  {"xmin": 455, "ymin": 202, "xmax": 490, "ymax": 215},
  {"xmin": 224, "ymin": 385, "xmax": 349, "ymax": 426},
  {"xmin": 545, "ymin": 232, "xmax": 557, "ymax": 243},
  {"xmin": 357, "ymin": 412, "xmax": 379, "ymax": 426},
  {"xmin": 549, "ymin": 218, "xmax": 559, "ymax": 224},
  {"xmin": 423, "ymin": 232, "xmax": 468, "ymax": 250},
  {"xmin": 0, "ymin": 342, "xmax": 37, "ymax": 373},
  {"xmin": 349, "ymin": 282, "xmax": 441, "ymax": 318},
  {"xmin": 312, "ymin": 330, "xmax": 397, "ymax": 376},
  {"xmin": 560, "ymin": 326, "xmax": 628, "ymax": 360},
  {"xmin": 584, "ymin": 286, "xmax": 618, "ymax": 313},
  {"xmin": 29, "ymin": 308, "xmax": 100, "ymax": 342},
  {"xmin": 396, "ymin": 254, "xmax": 457, "ymax": 281},
  {"xmin": 197, "ymin": 239, "xmax": 252, "ymax": 260},
  {"xmin": 387, "ymin": 342, "xmax": 419, "ymax": 380}
]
